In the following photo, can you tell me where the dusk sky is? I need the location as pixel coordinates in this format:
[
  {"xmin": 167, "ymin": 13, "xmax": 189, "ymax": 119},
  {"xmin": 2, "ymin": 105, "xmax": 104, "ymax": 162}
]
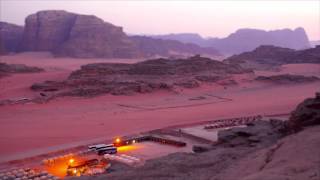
[{"xmin": 1, "ymin": 0, "xmax": 319, "ymax": 40}]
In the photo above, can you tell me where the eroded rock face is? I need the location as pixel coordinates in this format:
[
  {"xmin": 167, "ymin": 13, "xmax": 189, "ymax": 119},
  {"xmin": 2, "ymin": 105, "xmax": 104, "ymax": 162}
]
[
  {"xmin": 31, "ymin": 56, "xmax": 252, "ymax": 97},
  {"xmin": 0, "ymin": 22, "xmax": 24, "ymax": 54},
  {"xmin": 54, "ymin": 15, "xmax": 140, "ymax": 58},
  {"xmin": 19, "ymin": 10, "xmax": 139, "ymax": 58},
  {"xmin": 288, "ymin": 92, "xmax": 320, "ymax": 132},
  {"xmin": 19, "ymin": 10, "xmax": 77, "ymax": 51}
]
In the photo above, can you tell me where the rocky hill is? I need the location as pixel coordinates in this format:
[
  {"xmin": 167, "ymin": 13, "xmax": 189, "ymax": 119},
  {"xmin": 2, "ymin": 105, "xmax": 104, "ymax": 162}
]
[
  {"xmin": 224, "ymin": 45, "xmax": 320, "ymax": 70},
  {"xmin": 0, "ymin": 22, "xmax": 24, "ymax": 55},
  {"xmin": 152, "ymin": 28, "xmax": 311, "ymax": 55},
  {"xmin": 31, "ymin": 55, "xmax": 251, "ymax": 96}
]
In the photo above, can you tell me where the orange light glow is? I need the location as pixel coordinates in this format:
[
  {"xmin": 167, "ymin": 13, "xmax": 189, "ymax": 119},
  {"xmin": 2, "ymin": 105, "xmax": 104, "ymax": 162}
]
[
  {"xmin": 69, "ymin": 158, "xmax": 74, "ymax": 164},
  {"xmin": 117, "ymin": 145, "xmax": 140, "ymax": 152},
  {"xmin": 115, "ymin": 138, "xmax": 121, "ymax": 143}
]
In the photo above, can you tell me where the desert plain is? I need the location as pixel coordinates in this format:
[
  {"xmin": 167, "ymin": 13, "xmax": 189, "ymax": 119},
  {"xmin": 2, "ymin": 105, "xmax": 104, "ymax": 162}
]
[{"xmin": 0, "ymin": 52, "xmax": 319, "ymax": 163}]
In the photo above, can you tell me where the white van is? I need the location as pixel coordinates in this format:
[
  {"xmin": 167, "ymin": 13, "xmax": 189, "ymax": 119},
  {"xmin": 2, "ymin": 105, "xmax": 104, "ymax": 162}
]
[{"xmin": 88, "ymin": 144, "xmax": 114, "ymax": 151}]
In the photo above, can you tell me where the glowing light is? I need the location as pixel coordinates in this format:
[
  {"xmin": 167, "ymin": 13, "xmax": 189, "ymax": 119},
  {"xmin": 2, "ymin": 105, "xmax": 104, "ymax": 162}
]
[
  {"xmin": 117, "ymin": 145, "xmax": 140, "ymax": 152},
  {"xmin": 69, "ymin": 159, "xmax": 74, "ymax": 164},
  {"xmin": 73, "ymin": 169, "xmax": 77, "ymax": 174},
  {"xmin": 115, "ymin": 138, "xmax": 121, "ymax": 143},
  {"xmin": 132, "ymin": 140, "xmax": 136, "ymax": 144}
]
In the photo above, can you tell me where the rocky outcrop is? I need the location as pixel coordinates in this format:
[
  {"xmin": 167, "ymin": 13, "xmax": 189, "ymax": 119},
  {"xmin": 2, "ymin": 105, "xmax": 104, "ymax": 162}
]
[
  {"xmin": 0, "ymin": 22, "xmax": 24, "ymax": 54},
  {"xmin": 130, "ymin": 36, "xmax": 220, "ymax": 58},
  {"xmin": 288, "ymin": 92, "xmax": 320, "ymax": 132},
  {"xmin": 255, "ymin": 74, "xmax": 319, "ymax": 84},
  {"xmin": 149, "ymin": 28, "xmax": 311, "ymax": 55},
  {"xmin": 31, "ymin": 55, "xmax": 251, "ymax": 97},
  {"xmin": 18, "ymin": 10, "xmax": 139, "ymax": 58},
  {"xmin": 224, "ymin": 45, "xmax": 320, "ymax": 70},
  {"xmin": 0, "ymin": 62, "xmax": 43, "ymax": 78},
  {"xmin": 217, "ymin": 120, "xmax": 287, "ymax": 148}
]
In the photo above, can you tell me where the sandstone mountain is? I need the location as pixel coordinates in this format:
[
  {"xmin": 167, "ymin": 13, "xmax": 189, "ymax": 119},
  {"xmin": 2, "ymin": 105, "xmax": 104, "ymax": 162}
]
[
  {"xmin": 152, "ymin": 28, "xmax": 311, "ymax": 55},
  {"xmin": 224, "ymin": 45, "xmax": 320, "ymax": 70},
  {"xmin": 1, "ymin": 10, "xmax": 220, "ymax": 58},
  {"xmin": 0, "ymin": 22, "xmax": 24, "ymax": 55},
  {"xmin": 31, "ymin": 55, "xmax": 251, "ymax": 97},
  {"xmin": 18, "ymin": 10, "xmax": 140, "ymax": 58}
]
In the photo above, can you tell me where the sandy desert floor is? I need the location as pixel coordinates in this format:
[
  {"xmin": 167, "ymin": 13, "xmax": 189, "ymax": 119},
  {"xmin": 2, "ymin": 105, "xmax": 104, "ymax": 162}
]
[{"xmin": 0, "ymin": 52, "xmax": 319, "ymax": 163}]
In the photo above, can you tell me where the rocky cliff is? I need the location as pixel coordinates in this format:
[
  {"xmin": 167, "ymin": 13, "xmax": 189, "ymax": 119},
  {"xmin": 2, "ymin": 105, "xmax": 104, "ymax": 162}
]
[
  {"xmin": 0, "ymin": 22, "xmax": 24, "ymax": 54},
  {"xmin": 18, "ymin": 10, "xmax": 139, "ymax": 58}
]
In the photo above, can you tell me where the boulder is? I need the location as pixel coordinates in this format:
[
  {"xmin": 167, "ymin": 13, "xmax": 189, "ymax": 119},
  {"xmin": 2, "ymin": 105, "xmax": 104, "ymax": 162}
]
[{"xmin": 288, "ymin": 92, "xmax": 320, "ymax": 132}]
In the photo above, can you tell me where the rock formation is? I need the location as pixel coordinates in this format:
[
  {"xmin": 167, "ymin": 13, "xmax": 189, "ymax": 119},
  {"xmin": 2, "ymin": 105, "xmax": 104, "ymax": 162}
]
[
  {"xmin": 31, "ymin": 55, "xmax": 251, "ymax": 97},
  {"xmin": 0, "ymin": 62, "xmax": 43, "ymax": 78},
  {"xmin": 224, "ymin": 45, "xmax": 320, "ymax": 70},
  {"xmin": 152, "ymin": 28, "xmax": 311, "ymax": 55},
  {"xmin": 18, "ymin": 10, "xmax": 139, "ymax": 58},
  {"xmin": 0, "ymin": 22, "xmax": 24, "ymax": 54},
  {"xmin": 288, "ymin": 92, "xmax": 320, "ymax": 132}
]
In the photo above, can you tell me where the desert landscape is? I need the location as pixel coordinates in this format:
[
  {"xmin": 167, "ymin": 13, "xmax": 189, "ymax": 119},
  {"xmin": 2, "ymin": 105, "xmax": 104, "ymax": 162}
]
[{"xmin": 0, "ymin": 1, "xmax": 319, "ymax": 180}]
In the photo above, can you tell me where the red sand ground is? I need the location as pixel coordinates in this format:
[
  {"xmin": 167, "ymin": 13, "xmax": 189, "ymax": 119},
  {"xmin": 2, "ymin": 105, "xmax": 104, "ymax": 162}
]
[{"xmin": 0, "ymin": 52, "xmax": 319, "ymax": 163}]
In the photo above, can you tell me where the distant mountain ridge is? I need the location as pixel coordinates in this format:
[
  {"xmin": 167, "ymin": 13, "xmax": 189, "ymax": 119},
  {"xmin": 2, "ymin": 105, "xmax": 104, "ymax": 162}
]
[
  {"xmin": 151, "ymin": 28, "xmax": 311, "ymax": 55},
  {"xmin": 0, "ymin": 10, "xmax": 220, "ymax": 58}
]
